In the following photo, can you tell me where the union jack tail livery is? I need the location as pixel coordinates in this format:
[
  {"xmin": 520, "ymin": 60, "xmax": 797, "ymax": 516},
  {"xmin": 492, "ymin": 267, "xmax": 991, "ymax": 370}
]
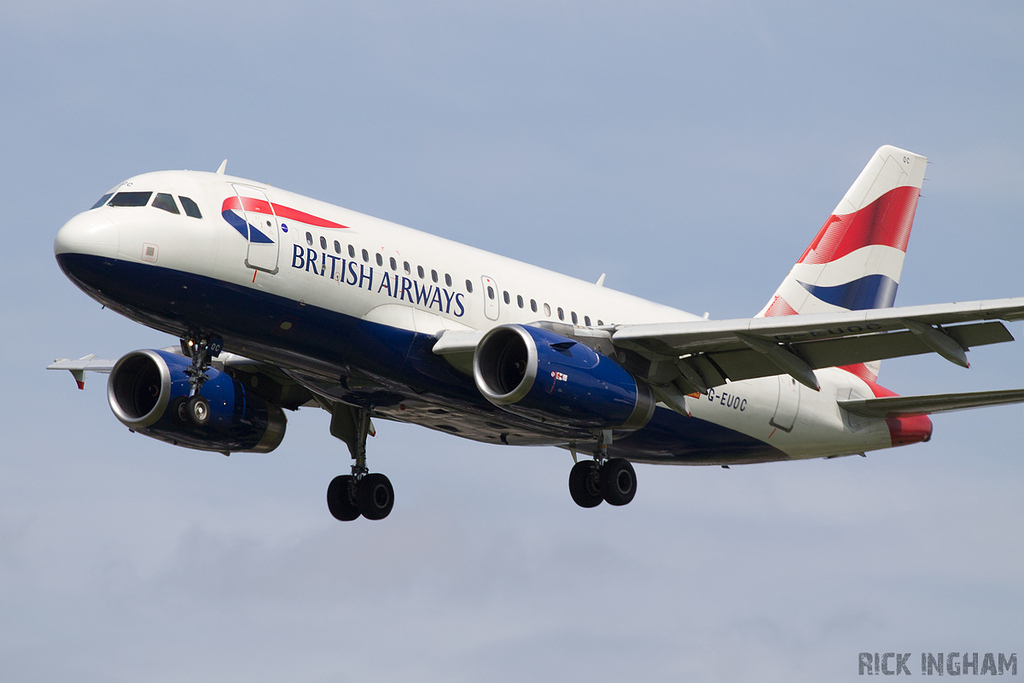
[{"xmin": 758, "ymin": 145, "xmax": 928, "ymax": 319}]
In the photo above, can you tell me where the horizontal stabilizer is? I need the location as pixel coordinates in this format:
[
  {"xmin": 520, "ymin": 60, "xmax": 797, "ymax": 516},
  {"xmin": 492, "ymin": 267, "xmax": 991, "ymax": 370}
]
[{"xmin": 839, "ymin": 388, "xmax": 1024, "ymax": 418}]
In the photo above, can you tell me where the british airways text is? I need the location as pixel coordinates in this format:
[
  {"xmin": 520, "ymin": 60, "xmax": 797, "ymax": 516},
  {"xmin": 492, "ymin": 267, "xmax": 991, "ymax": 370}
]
[{"xmin": 291, "ymin": 245, "xmax": 466, "ymax": 317}]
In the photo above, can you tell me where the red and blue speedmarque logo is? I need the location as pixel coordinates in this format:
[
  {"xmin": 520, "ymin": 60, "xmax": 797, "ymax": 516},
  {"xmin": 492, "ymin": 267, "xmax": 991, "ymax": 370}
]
[{"xmin": 221, "ymin": 196, "xmax": 350, "ymax": 243}]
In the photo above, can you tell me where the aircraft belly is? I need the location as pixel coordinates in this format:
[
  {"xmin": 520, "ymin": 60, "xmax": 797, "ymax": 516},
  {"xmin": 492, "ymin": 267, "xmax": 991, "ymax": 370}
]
[
  {"xmin": 612, "ymin": 407, "xmax": 790, "ymax": 465},
  {"xmin": 57, "ymin": 253, "xmax": 800, "ymax": 463}
]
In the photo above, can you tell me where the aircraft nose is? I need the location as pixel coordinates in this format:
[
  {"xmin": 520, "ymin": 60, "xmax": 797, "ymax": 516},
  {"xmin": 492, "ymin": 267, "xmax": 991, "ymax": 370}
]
[{"xmin": 54, "ymin": 211, "xmax": 120, "ymax": 259}]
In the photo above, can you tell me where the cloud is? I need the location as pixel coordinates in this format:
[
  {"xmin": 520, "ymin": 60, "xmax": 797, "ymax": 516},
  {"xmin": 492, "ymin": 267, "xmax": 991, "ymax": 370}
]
[{"xmin": 3, "ymin": 2, "xmax": 1023, "ymax": 681}]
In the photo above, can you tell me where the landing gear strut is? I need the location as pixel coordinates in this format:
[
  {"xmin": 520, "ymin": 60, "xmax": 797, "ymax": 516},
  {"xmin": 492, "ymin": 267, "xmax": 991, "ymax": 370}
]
[
  {"xmin": 568, "ymin": 430, "xmax": 637, "ymax": 508},
  {"xmin": 326, "ymin": 403, "xmax": 394, "ymax": 521},
  {"xmin": 179, "ymin": 331, "xmax": 223, "ymax": 427}
]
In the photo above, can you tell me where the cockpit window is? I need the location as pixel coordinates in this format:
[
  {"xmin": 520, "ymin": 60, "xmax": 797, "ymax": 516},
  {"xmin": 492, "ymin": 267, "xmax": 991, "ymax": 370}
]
[
  {"xmin": 90, "ymin": 193, "xmax": 113, "ymax": 209},
  {"xmin": 109, "ymin": 191, "xmax": 153, "ymax": 207},
  {"xmin": 153, "ymin": 193, "xmax": 179, "ymax": 214},
  {"xmin": 179, "ymin": 196, "xmax": 202, "ymax": 219}
]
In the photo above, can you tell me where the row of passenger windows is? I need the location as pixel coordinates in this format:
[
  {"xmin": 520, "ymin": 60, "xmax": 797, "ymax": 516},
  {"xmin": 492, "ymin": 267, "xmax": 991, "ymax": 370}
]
[
  {"xmin": 304, "ymin": 230, "xmax": 606, "ymax": 327},
  {"xmin": 307, "ymin": 231, "xmax": 460, "ymax": 287},
  {"xmin": 492, "ymin": 288, "xmax": 604, "ymax": 326},
  {"xmin": 91, "ymin": 191, "xmax": 202, "ymax": 219}
]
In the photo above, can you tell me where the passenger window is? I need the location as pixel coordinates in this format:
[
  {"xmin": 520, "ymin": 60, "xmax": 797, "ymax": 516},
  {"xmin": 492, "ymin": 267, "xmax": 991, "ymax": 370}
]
[
  {"xmin": 334, "ymin": 240, "xmax": 341, "ymax": 254},
  {"xmin": 390, "ymin": 257, "xmax": 397, "ymax": 271},
  {"xmin": 465, "ymin": 279, "xmax": 473, "ymax": 293},
  {"xmin": 431, "ymin": 269, "xmax": 438, "ymax": 283},
  {"xmin": 571, "ymin": 311, "xmax": 578, "ymax": 324},
  {"xmin": 109, "ymin": 191, "xmax": 152, "ymax": 207},
  {"xmin": 543, "ymin": 303, "xmax": 551, "ymax": 317},
  {"xmin": 417, "ymin": 265, "xmax": 425, "ymax": 278},
  {"xmin": 404, "ymin": 261, "xmax": 411, "ymax": 274},
  {"xmin": 503, "ymin": 291, "xmax": 510, "ymax": 305},
  {"xmin": 557, "ymin": 307, "xmax": 565, "ymax": 321},
  {"xmin": 584, "ymin": 315, "xmax": 591, "ymax": 326},
  {"xmin": 152, "ymin": 193, "xmax": 179, "ymax": 214},
  {"xmin": 376, "ymin": 253, "xmax": 383, "ymax": 266},
  {"xmin": 531, "ymin": 299, "xmax": 537, "ymax": 313},
  {"xmin": 90, "ymin": 193, "xmax": 113, "ymax": 209},
  {"xmin": 517, "ymin": 295, "xmax": 524, "ymax": 308},
  {"xmin": 306, "ymin": 232, "xmax": 313, "ymax": 246},
  {"xmin": 445, "ymin": 273, "xmax": 452, "ymax": 287},
  {"xmin": 597, "ymin": 320, "xmax": 604, "ymax": 326},
  {"xmin": 487, "ymin": 286, "xmax": 494, "ymax": 300},
  {"xmin": 348, "ymin": 245, "xmax": 356, "ymax": 258},
  {"xmin": 362, "ymin": 249, "xmax": 369, "ymax": 262},
  {"xmin": 320, "ymin": 236, "xmax": 327, "ymax": 249},
  {"xmin": 179, "ymin": 196, "xmax": 202, "ymax": 218}
]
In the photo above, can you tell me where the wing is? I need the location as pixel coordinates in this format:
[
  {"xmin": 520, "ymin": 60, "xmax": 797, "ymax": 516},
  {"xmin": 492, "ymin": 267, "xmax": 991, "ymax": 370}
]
[
  {"xmin": 432, "ymin": 329, "xmax": 486, "ymax": 375},
  {"xmin": 612, "ymin": 297, "xmax": 1024, "ymax": 392},
  {"xmin": 47, "ymin": 354, "xmax": 116, "ymax": 389},
  {"xmin": 48, "ymin": 349, "xmax": 315, "ymax": 409},
  {"xmin": 839, "ymin": 388, "xmax": 1024, "ymax": 418}
]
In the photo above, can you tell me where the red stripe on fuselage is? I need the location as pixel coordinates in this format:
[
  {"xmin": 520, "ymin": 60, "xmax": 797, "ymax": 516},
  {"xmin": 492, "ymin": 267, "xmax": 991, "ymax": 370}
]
[
  {"xmin": 221, "ymin": 196, "xmax": 350, "ymax": 230},
  {"xmin": 798, "ymin": 185, "xmax": 920, "ymax": 265}
]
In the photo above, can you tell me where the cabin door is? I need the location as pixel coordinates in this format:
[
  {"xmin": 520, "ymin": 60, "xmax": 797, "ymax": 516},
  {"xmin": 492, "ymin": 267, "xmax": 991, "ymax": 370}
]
[
  {"xmin": 770, "ymin": 375, "xmax": 800, "ymax": 432},
  {"xmin": 234, "ymin": 185, "xmax": 280, "ymax": 274}
]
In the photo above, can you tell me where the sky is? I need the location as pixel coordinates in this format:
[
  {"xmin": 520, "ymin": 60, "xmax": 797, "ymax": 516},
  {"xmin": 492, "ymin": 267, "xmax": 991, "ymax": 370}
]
[{"xmin": 2, "ymin": 1, "xmax": 1024, "ymax": 681}]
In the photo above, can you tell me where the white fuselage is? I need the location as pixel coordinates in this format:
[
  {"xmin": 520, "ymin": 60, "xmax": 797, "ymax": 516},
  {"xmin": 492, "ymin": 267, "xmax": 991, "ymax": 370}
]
[{"xmin": 54, "ymin": 169, "xmax": 910, "ymax": 464}]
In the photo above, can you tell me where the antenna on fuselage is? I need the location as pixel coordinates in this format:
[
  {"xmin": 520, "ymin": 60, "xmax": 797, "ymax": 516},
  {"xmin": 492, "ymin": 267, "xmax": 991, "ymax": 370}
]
[
  {"xmin": 216, "ymin": 159, "xmax": 228, "ymax": 175},
  {"xmin": 596, "ymin": 273, "xmax": 606, "ymax": 287}
]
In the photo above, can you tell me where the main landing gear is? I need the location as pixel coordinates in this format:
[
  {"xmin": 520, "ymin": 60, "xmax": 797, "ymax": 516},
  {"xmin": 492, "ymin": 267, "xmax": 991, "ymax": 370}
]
[
  {"xmin": 172, "ymin": 331, "xmax": 223, "ymax": 427},
  {"xmin": 568, "ymin": 431, "xmax": 637, "ymax": 508},
  {"xmin": 326, "ymin": 403, "xmax": 394, "ymax": 521}
]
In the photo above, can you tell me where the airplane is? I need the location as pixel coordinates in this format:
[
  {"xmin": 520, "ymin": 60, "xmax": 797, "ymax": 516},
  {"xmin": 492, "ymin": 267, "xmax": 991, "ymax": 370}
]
[{"xmin": 50, "ymin": 145, "xmax": 1024, "ymax": 521}]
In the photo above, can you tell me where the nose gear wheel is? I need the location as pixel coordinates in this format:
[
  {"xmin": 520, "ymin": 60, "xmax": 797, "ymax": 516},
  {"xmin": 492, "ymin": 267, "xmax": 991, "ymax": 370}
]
[{"xmin": 178, "ymin": 331, "xmax": 223, "ymax": 427}]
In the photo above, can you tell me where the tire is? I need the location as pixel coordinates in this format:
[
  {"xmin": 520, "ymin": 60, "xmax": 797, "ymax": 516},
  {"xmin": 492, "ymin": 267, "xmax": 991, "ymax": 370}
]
[
  {"xmin": 357, "ymin": 473, "xmax": 394, "ymax": 520},
  {"xmin": 327, "ymin": 475, "xmax": 361, "ymax": 521},
  {"xmin": 170, "ymin": 396, "xmax": 188, "ymax": 423},
  {"xmin": 568, "ymin": 460, "xmax": 603, "ymax": 508},
  {"xmin": 601, "ymin": 458, "xmax": 636, "ymax": 506},
  {"xmin": 187, "ymin": 395, "xmax": 210, "ymax": 426}
]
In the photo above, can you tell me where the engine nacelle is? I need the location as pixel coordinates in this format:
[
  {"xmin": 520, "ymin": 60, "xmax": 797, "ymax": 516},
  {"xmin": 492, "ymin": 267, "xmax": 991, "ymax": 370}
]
[
  {"xmin": 473, "ymin": 325, "xmax": 655, "ymax": 430},
  {"xmin": 107, "ymin": 349, "xmax": 287, "ymax": 454}
]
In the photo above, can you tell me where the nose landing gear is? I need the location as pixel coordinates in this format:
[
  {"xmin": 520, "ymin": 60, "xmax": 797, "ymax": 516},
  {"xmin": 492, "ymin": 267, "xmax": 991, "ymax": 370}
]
[{"xmin": 179, "ymin": 331, "xmax": 223, "ymax": 427}]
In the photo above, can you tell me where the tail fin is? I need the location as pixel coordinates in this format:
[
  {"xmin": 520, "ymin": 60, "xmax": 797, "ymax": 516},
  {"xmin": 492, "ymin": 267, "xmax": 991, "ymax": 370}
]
[
  {"xmin": 758, "ymin": 145, "xmax": 927, "ymax": 318},
  {"xmin": 757, "ymin": 145, "xmax": 927, "ymax": 382}
]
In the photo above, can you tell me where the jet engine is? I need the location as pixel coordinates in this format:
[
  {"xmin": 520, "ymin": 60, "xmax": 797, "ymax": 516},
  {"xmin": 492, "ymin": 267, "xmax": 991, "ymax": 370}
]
[
  {"xmin": 473, "ymin": 325, "xmax": 655, "ymax": 430},
  {"xmin": 107, "ymin": 349, "xmax": 286, "ymax": 453}
]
